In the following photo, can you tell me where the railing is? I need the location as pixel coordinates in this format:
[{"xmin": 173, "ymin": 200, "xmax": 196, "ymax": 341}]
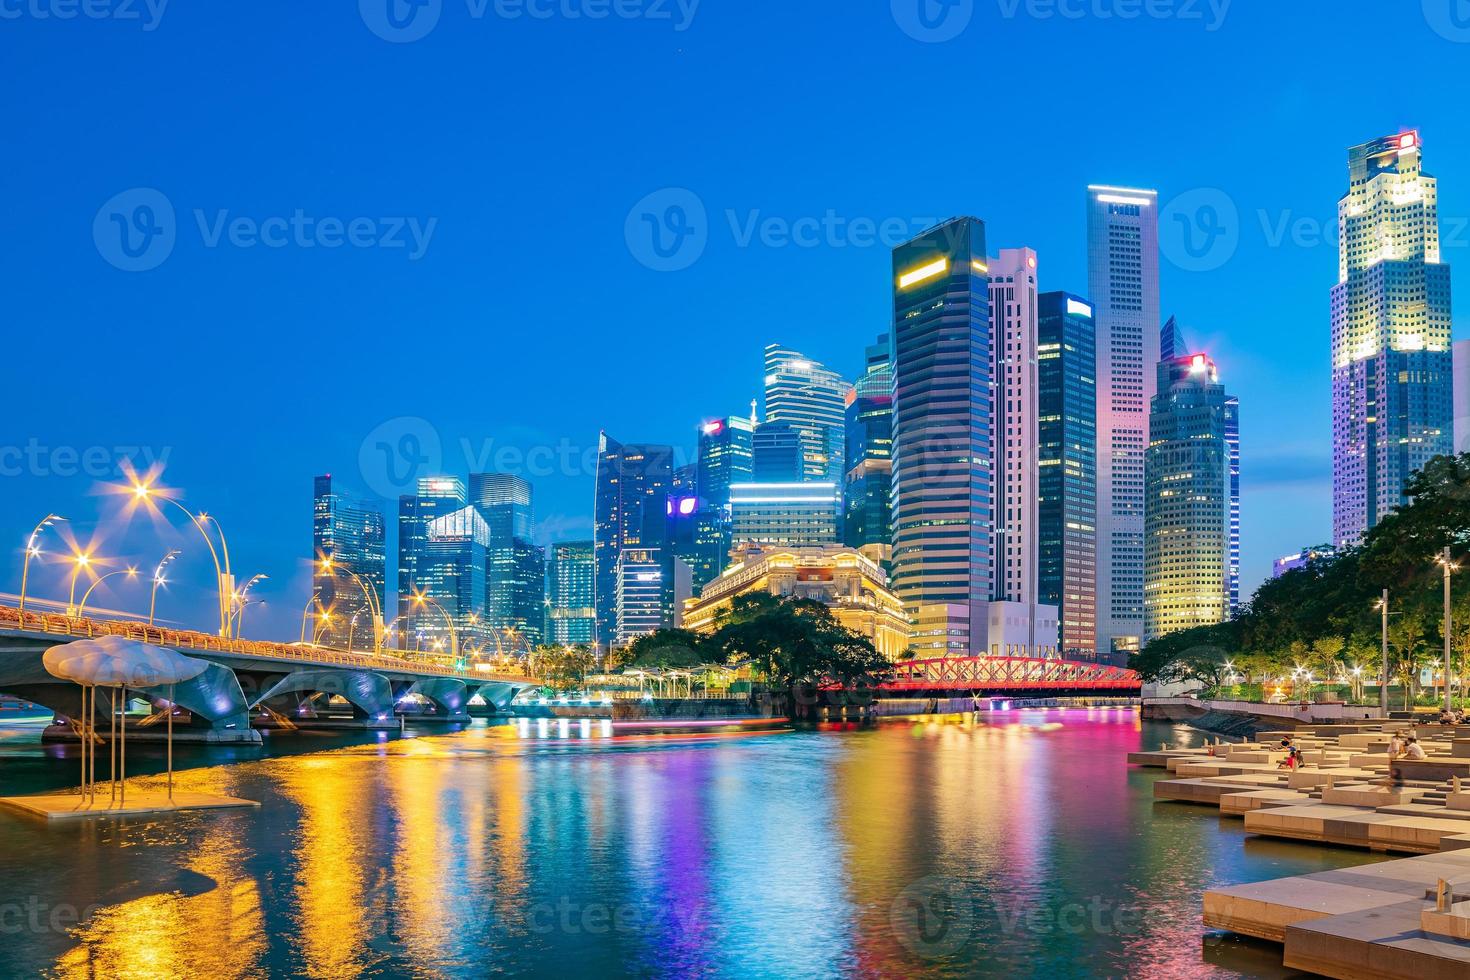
[
  {"xmin": 884, "ymin": 655, "xmax": 1143, "ymax": 692},
  {"xmin": 0, "ymin": 605, "xmax": 535, "ymax": 682}
]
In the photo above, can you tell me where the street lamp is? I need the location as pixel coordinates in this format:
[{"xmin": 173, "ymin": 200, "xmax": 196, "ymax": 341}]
[
  {"xmin": 66, "ymin": 551, "xmax": 95, "ymax": 617},
  {"xmin": 148, "ymin": 549, "xmax": 181, "ymax": 627},
  {"xmin": 128, "ymin": 479, "xmax": 234, "ymax": 636},
  {"xmin": 410, "ymin": 590, "xmax": 458, "ymax": 659},
  {"xmin": 1439, "ymin": 549, "xmax": 1459, "ymax": 713},
  {"xmin": 300, "ymin": 597, "xmax": 332, "ymax": 644},
  {"xmin": 1376, "ymin": 590, "xmax": 1391, "ymax": 715},
  {"xmin": 229, "ymin": 573, "xmax": 268, "ymax": 638},
  {"xmin": 317, "ymin": 556, "xmax": 384, "ymax": 653},
  {"xmin": 76, "ymin": 567, "xmax": 139, "ymax": 619},
  {"xmin": 18, "ymin": 513, "xmax": 65, "ymax": 616}
]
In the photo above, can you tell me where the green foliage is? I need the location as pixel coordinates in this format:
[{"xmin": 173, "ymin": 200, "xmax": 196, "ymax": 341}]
[
  {"xmin": 530, "ymin": 643, "xmax": 597, "ymax": 691},
  {"xmin": 1134, "ymin": 452, "xmax": 1470, "ymax": 693}
]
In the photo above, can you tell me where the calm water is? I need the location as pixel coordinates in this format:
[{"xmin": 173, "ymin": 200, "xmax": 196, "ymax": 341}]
[{"xmin": 0, "ymin": 709, "xmax": 1379, "ymax": 979}]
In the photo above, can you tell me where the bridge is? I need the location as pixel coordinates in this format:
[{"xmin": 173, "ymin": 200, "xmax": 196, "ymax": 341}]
[
  {"xmin": 0, "ymin": 606, "xmax": 537, "ymax": 743},
  {"xmin": 878, "ymin": 655, "xmax": 1142, "ymax": 699}
]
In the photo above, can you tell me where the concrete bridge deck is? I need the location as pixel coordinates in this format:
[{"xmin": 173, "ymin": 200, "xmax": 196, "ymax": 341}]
[{"xmin": 0, "ymin": 606, "xmax": 536, "ymax": 742}]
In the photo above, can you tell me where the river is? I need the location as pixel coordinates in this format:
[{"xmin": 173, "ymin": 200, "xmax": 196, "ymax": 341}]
[{"xmin": 0, "ymin": 709, "xmax": 1380, "ymax": 978}]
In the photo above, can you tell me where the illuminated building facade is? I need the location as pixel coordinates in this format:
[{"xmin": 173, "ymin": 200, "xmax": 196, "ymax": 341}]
[
  {"xmin": 470, "ymin": 472, "xmax": 544, "ymax": 647},
  {"xmin": 730, "ymin": 482, "xmax": 840, "ymax": 549},
  {"xmin": 1272, "ymin": 544, "xmax": 1336, "ymax": 579},
  {"xmin": 311, "ymin": 474, "xmax": 386, "ymax": 650},
  {"xmin": 763, "ymin": 344, "xmax": 850, "ymax": 483},
  {"xmin": 987, "ymin": 248, "xmax": 1040, "ymax": 606},
  {"xmin": 1087, "ymin": 185, "xmax": 1160, "ymax": 664},
  {"xmin": 594, "ymin": 434, "xmax": 674, "ymax": 646},
  {"xmin": 397, "ymin": 476, "xmax": 468, "ymax": 645},
  {"xmin": 1144, "ymin": 353, "xmax": 1233, "ymax": 641},
  {"xmin": 614, "ymin": 547, "xmax": 666, "ymax": 645},
  {"xmin": 1331, "ymin": 132, "xmax": 1453, "ymax": 547},
  {"xmin": 681, "ymin": 545, "xmax": 911, "ymax": 659},
  {"xmin": 890, "ymin": 217, "xmax": 995, "ymax": 653},
  {"xmin": 419, "ymin": 503, "xmax": 494, "ymax": 651},
  {"xmin": 692, "ymin": 415, "xmax": 755, "ymax": 588},
  {"xmin": 842, "ymin": 334, "xmax": 893, "ymax": 566},
  {"xmin": 547, "ymin": 540, "xmax": 596, "ymax": 645},
  {"xmin": 1036, "ymin": 292, "xmax": 1098, "ymax": 661},
  {"xmin": 751, "ymin": 421, "xmax": 805, "ymax": 483}
]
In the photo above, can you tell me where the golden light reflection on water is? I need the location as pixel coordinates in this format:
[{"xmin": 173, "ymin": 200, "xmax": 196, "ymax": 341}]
[{"xmin": 52, "ymin": 814, "xmax": 265, "ymax": 979}]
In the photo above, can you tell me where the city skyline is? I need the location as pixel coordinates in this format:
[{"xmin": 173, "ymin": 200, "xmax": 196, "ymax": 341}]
[{"xmin": 9, "ymin": 4, "xmax": 1470, "ymax": 643}]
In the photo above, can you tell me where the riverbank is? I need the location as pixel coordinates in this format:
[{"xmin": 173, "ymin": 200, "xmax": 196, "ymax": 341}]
[{"xmin": 1132, "ymin": 719, "xmax": 1470, "ymax": 975}]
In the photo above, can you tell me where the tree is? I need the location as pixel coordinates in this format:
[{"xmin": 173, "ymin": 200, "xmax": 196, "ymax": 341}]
[
  {"xmin": 1130, "ymin": 621, "xmax": 1239, "ymax": 687},
  {"xmin": 708, "ymin": 594, "xmax": 892, "ymax": 692},
  {"xmin": 624, "ymin": 629, "xmax": 710, "ymax": 670}
]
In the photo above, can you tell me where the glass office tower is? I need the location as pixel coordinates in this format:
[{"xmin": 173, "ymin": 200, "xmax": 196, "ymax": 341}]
[
  {"xmin": 547, "ymin": 540, "xmax": 596, "ymax": 645},
  {"xmin": 311, "ymin": 474, "xmax": 386, "ymax": 650},
  {"xmin": 763, "ymin": 344, "xmax": 850, "ymax": 483},
  {"xmin": 593, "ymin": 434, "xmax": 674, "ymax": 647},
  {"xmin": 843, "ymin": 334, "xmax": 893, "ymax": 567},
  {"xmin": 1036, "ymin": 293, "xmax": 1098, "ymax": 661}
]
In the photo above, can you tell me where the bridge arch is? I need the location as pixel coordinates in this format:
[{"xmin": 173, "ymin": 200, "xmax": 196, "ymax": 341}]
[{"xmin": 253, "ymin": 669, "xmax": 396, "ymax": 721}]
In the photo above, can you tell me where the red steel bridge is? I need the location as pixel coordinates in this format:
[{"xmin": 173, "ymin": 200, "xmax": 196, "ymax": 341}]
[{"xmin": 878, "ymin": 656, "xmax": 1141, "ymax": 698}]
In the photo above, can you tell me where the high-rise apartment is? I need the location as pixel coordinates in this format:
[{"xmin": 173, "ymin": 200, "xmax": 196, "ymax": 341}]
[
  {"xmin": 1331, "ymin": 132, "xmax": 1453, "ymax": 546},
  {"xmin": 1087, "ymin": 185, "xmax": 1161, "ymax": 664}
]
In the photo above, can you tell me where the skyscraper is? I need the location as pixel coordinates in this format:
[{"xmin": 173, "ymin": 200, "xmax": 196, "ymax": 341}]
[
  {"xmin": 697, "ymin": 416, "xmax": 754, "ymax": 507},
  {"xmin": 891, "ymin": 217, "xmax": 995, "ymax": 653},
  {"xmin": 1037, "ymin": 292, "xmax": 1098, "ymax": 661},
  {"xmin": 1332, "ymin": 132, "xmax": 1454, "ymax": 547},
  {"xmin": 546, "ymin": 540, "xmax": 596, "ymax": 645},
  {"xmin": 987, "ymin": 248, "xmax": 1040, "ymax": 605},
  {"xmin": 751, "ymin": 422, "xmax": 805, "ymax": 483},
  {"xmin": 843, "ymin": 334, "xmax": 893, "ymax": 566},
  {"xmin": 763, "ymin": 344, "xmax": 850, "ymax": 483},
  {"xmin": 729, "ymin": 482, "xmax": 841, "ymax": 549},
  {"xmin": 1087, "ymin": 185, "xmax": 1161, "ymax": 664},
  {"xmin": 418, "ymin": 503, "xmax": 493, "ymax": 651},
  {"xmin": 614, "ymin": 547, "xmax": 666, "ymax": 644},
  {"xmin": 593, "ymin": 434, "xmax": 674, "ymax": 647},
  {"xmin": 397, "ymin": 476, "xmax": 468, "ymax": 644},
  {"xmin": 469, "ymin": 472, "xmax": 544, "ymax": 647},
  {"xmin": 311, "ymin": 475, "xmax": 386, "ymax": 650},
  {"xmin": 1224, "ymin": 394, "xmax": 1240, "ymax": 614},
  {"xmin": 1144, "ymin": 353, "xmax": 1233, "ymax": 641}
]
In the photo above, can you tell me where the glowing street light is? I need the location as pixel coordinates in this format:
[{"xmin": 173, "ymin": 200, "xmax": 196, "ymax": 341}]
[
  {"xmin": 230, "ymin": 573, "xmax": 268, "ymax": 638},
  {"xmin": 65, "ymin": 551, "xmax": 96, "ymax": 617},
  {"xmin": 18, "ymin": 513, "xmax": 65, "ymax": 616},
  {"xmin": 76, "ymin": 567, "xmax": 139, "ymax": 619},
  {"xmin": 1439, "ymin": 548, "xmax": 1459, "ymax": 713},
  {"xmin": 317, "ymin": 555, "xmax": 384, "ymax": 653},
  {"xmin": 127, "ymin": 477, "xmax": 234, "ymax": 636},
  {"xmin": 147, "ymin": 549, "xmax": 181, "ymax": 626},
  {"xmin": 410, "ymin": 590, "xmax": 458, "ymax": 659}
]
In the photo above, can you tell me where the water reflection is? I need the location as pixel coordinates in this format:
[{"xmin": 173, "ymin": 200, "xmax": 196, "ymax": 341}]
[{"xmin": 0, "ymin": 710, "xmax": 1383, "ymax": 979}]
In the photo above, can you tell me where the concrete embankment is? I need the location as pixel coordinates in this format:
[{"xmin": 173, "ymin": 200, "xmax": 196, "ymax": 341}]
[{"xmin": 1143, "ymin": 697, "xmax": 1382, "ymax": 740}]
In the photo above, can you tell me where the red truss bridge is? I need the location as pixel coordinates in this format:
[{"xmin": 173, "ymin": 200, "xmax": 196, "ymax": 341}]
[{"xmin": 878, "ymin": 656, "xmax": 1142, "ymax": 697}]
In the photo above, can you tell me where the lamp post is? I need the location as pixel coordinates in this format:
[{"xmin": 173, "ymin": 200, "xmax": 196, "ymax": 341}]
[
  {"xmin": 129, "ymin": 480, "xmax": 233, "ymax": 636},
  {"xmin": 300, "ymin": 597, "xmax": 331, "ymax": 644},
  {"xmin": 1441, "ymin": 548, "xmax": 1459, "ymax": 713},
  {"xmin": 229, "ymin": 573, "xmax": 268, "ymax": 638},
  {"xmin": 147, "ymin": 549, "xmax": 181, "ymax": 627},
  {"xmin": 76, "ymin": 567, "xmax": 139, "ymax": 619},
  {"xmin": 66, "ymin": 552, "xmax": 95, "ymax": 617},
  {"xmin": 18, "ymin": 514, "xmax": 65, "ymax": 616},
  {"xmin": 317, "ymin": 557, "xmax": 384, "ymax": 653},
  {"xmin": 1379, "ymin": 589, "xmax": 1390, "ymax": 715},
  {"xmin": 411, "ymin": 591, "xmax": 458, "ymax": 659}
]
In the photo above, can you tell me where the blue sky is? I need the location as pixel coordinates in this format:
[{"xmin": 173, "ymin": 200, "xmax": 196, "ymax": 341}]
[{"xmin": 5, "ymin": 0, "xmax": 1470, "ymax": 638}]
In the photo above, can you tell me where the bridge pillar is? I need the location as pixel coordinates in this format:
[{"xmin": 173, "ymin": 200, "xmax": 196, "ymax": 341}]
[
  {"xmin": 253, "ymin": 669, "xmax": 398, "ymax": 729},
  {"xmin": 138, "ymin": 661, "xmax": 259, "ymax": 743},
  {"xmin": 401, "ymin": 678, "xmax": 471, "ymax": 722},
  {"xmin": 468, "ymin": 681, "xmax": 530, "ymax": 713}
]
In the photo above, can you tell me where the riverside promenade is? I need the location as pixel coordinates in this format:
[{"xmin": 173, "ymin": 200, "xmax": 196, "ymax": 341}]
[{"xmin": 1133, "ymin": 720, "xmax": 1470, "ymax": 976}]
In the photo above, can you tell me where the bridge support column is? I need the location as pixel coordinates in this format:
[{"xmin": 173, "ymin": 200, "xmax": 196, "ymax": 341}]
[
  {"xmin": 138, "ymin": 661, "xmax": 260, "ymax": 744},
  {"xmin": 253, "ymin": 670, "xmax": 399, "ymax": 730}
]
